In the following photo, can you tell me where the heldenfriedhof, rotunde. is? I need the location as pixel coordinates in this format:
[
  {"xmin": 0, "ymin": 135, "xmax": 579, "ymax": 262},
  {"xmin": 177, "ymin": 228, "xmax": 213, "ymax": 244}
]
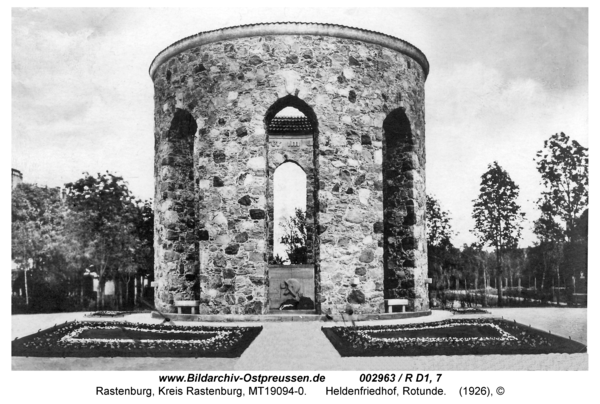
[{"xmin": 149, "ymin": 22, "xmax": 429, "ymax": 317}]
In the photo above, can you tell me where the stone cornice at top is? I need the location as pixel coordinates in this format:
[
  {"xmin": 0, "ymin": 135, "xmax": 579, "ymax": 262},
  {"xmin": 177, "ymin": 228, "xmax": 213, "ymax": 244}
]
[{"xmin": 149, "ymin": 22, "xmax": 429, "ymax": 80}]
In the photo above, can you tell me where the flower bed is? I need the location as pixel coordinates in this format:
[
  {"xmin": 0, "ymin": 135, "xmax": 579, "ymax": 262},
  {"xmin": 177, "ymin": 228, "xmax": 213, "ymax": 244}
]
[
  {"xmin": 85, "ymin": 311, "xmax": 129, "ymax": 318},
  {"xmin": 12, "ymin": 321, "xmax": 262, "ymax": 358},
  {"xmin": 322, "ymin": 318, "xmax": 586, "ymax": 357},
  {"xmin": 451, "ymin": 308, "xmax": 490, "ymax": 315}
]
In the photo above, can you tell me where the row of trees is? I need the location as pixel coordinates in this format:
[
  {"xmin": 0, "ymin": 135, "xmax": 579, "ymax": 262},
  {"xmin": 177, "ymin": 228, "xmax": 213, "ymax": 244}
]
[
  {"xmin": 11, "ymin": 133, "xmax": 587, "ymax": 312},
  {"xmin": 11, "ymin": 172, "xmax": 154, "ymax": 313},
  {"xmin": 427, "ymin": 133, "xmax": 588, "ymax": 307}
]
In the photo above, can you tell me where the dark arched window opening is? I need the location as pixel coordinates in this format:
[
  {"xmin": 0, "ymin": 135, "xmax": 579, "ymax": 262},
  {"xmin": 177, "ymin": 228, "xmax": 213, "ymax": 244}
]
[
  {"xmin": 382, "ymin": 107, "xmax": 417, "ymax": 303},
  {"xmin": 382, "ymin": 108, "xmax": 413, "ymax": 149}
]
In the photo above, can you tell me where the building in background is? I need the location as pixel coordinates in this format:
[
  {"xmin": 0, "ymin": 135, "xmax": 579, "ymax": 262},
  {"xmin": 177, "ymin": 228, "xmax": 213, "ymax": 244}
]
[{"xmin": 12, "ymin": 168, "xmax": 23, "ymax": 189}]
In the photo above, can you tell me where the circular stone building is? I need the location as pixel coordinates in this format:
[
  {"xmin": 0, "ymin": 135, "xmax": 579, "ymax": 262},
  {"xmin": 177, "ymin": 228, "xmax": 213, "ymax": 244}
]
[{"xmin": 149, "ymin": 22, "xmax": 429, "ymax": 316}]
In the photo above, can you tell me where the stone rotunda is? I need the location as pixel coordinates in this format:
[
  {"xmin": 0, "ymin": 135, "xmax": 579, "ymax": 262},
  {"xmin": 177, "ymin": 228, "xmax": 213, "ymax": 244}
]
[{"xmin": 149, "ymin": 22, "xmax": 429, "ymax": 316}]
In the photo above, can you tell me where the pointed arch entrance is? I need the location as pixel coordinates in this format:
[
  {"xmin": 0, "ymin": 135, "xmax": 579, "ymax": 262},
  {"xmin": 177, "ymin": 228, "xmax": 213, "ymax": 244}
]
[{"xmin": 265, "ymin": 95, "xmax": 319, "ymax": 311}]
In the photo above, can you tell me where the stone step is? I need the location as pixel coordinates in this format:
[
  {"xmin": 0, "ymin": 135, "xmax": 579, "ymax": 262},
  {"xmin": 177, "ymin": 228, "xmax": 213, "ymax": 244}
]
[{"xmin": 151, "ymin": 310, "xmax": 431, "ymax": 323}]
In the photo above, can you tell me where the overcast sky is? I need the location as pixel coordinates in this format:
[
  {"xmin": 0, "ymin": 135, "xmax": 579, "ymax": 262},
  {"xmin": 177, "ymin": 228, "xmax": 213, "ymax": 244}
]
[{"xmin": 11, "ymin": 7, "xmax": 589, "ymax": 248}]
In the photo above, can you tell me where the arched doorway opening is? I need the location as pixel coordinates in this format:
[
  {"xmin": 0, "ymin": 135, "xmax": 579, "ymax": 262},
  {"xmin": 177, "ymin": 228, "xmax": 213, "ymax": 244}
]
[
  {"xmin": 273, "ymin": 161, "xmax": 307, "ymax": 265},
  {"xmin": 265, "ymin": 96, "xmax": 319, "ymax": 311},
  {"xmin": 382, "ymin": 107, "xmax": 418, "ymax": 307}
]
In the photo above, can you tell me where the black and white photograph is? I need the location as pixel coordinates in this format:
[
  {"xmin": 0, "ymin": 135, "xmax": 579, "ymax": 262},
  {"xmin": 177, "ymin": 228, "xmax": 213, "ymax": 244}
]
[{"xmin": 8, "ymin": 4, "xmax": 595, "ymax": 402}]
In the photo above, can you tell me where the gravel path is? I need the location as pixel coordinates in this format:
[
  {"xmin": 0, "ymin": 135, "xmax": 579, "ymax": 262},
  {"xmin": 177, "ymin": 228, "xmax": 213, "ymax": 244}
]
[{"xmin": 12, "ymin": 309, "xmax": 587, "ymax": 371}]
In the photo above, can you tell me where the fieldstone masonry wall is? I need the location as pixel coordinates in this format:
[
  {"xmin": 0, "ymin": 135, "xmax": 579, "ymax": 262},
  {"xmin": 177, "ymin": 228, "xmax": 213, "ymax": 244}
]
[{"xmin": 151, "ymin": 23, "xmax": 429, "ymax": 315}]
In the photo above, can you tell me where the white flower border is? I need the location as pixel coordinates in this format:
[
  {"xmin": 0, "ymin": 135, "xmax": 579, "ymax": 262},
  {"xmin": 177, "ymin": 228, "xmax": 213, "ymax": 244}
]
[
  {"xmin": 86, "ymin": 311, "xmax": 126, "ymax": 316},
  {"xmin": 60, "ymin": 325, "xmax": 234, "ymax": 346},
  {"xmin": 358, "ymin": 322, "xmax": 517, "ymax": 343}
]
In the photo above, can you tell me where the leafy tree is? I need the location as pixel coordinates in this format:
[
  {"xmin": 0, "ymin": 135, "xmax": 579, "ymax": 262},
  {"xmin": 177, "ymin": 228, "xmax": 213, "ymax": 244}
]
[
  {"xmin": 427, "ymin": 245, "xmax": 460, "ymax": 291},
  {"xmin": 426, "ymin": 194, "xmax": 455, "ymax": 249},
  {"xmin": 571, "ymin": 208, "xmax": 588, "ymax": 244},
  {"xmin": 562, "ymin": 209, "xmax": 588, "ymax": 296},
  {"xmin": 504, "ymin": 248, "xmax": 526, "ymax": 288},
  {"xmin": 124, "ymin": 199, "xmax": 154, "ymax": 306},
  {"xmin": 461, "ymin": 243, "xmax": 490, "ymax": 297},
  {"xmin": 534, "ymin": 201, "xmax": 565, "ymax": 243},
  {"xmin": 524, "ymin": 244, "xmax": 546, "ymax": 289},
  {"xmin": 471, "ymin": 161, "xmax": 525, "ymax": 306},
  {"xmin": 426, "ymin": 195, "xmax": 458, "ymax": 294},
  {"xmin": 64, "ymin": 172, "xmax": 140, "ymax": 309},
  {"xmin": 12, "ymin": 173, "xmax": 153, "ymax": 313},
  {"xmin": 278, "ymin": 208, "xmax": 308, "ymax": 265},
  {"xmin": 11, "ymin": 183, "xmax": 70, "ymax": 309},
  {"xmin": 535, "ymin": 132, "xmax": 588, "ymax": 242},
  {"xmin": 534, "ymin": 133, "xmax": 588, "ymax": 304},
  {"xmin": 532, "ymin": 204, "xmax": 564, "ymax": 299}
]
